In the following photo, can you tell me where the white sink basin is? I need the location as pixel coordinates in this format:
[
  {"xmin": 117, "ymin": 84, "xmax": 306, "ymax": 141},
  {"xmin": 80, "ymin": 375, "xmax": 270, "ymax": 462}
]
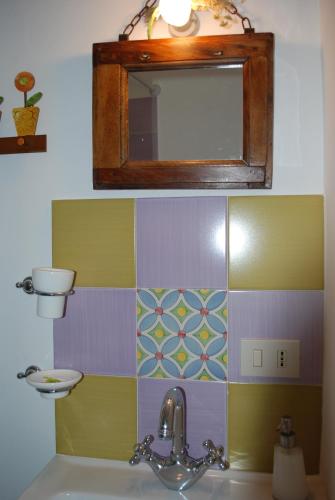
[{"xmin": 19, "ymin": 454, "xmax": 327, "ymax": 500}]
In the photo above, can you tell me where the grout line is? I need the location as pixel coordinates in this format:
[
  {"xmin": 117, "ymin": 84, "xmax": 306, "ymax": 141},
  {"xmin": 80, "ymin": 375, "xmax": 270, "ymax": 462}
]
[
  {"xmin": 134, "ymin": 199, "xmax": 139, "ymax": 441},
  {"xmin": 226, "ymin": 196, "xmax": 230, "ymax": 460}
]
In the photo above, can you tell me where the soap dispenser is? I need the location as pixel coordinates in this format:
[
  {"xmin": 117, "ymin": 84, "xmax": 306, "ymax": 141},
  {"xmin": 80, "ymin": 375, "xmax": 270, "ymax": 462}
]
[{"xmin": 272, "ymin": 416, "xmax": 308, "ymax": 500}]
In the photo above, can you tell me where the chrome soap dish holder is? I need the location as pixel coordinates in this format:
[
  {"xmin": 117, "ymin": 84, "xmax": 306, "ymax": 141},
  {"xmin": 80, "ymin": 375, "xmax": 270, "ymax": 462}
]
[{"xmin": 17, "ymin": 365, "xmax": 83, "ymax": 400}]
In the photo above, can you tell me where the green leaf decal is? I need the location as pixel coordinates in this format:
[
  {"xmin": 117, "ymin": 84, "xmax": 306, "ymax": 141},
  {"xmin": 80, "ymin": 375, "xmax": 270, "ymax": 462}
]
[
  {"xmin": 26, "ymin": 91, "xmax": 42, "ymax": 107},
  {"xmin": 0, "ymin": 96, "xmax": 3, "ymax": 105}
]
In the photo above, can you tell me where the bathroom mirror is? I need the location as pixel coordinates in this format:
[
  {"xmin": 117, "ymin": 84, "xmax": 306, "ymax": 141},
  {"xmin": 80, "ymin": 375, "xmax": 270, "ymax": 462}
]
[
  {"xmin": 128, "ymin": 65, "xmax": 243, "ymax": 161},
  {"xmin": 93, "ymin": 33, "xmax": 274, "ymax": 189}
]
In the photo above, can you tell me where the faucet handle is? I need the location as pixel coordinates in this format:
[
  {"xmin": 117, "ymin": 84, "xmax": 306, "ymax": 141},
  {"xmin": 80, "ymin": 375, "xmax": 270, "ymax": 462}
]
[
  {"xmin": 143, "ymin": 434, "xmax": 155, "ymax": 446},
  {"xmin": 129, "ymin": 435, "xmax": 155, "ymax": 465},
  {"xmin": 203, "ymin": 439, "xmax": 229, "ymax": 470}
]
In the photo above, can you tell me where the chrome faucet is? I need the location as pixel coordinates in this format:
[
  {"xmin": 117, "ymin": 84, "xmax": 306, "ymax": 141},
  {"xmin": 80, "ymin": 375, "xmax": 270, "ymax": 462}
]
[
  {"xmin": 129, "ymin": 386, "xmax": 229, "ymax": 491},
  {"xmin": 158, "ymin": 386, "xmax": 186, "ymax": 455}
]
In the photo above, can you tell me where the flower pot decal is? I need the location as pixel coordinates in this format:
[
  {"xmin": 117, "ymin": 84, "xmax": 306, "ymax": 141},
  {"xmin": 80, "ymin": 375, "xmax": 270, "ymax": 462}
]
[
  {"xmin": 13, "ymin": 72, "xmax": 43, "ymax": 136},
  {"xmin": 13, "ymin": 107, "xmax": 40, "ymax": 136}
]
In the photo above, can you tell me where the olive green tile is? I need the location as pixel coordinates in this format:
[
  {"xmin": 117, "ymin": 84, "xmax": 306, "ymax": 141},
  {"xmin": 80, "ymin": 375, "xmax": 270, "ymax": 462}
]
[
  {"xmin": 56, "ymin": 375, "xmax": 137, "ymax": 461},
  {"xmin": 52, "ymin": 199, "xmax": 135, "ymax": 287},
  {"xmin": 228, "ymin": 383, "xmax": 322, "ymax": 474},
  {"xmin": 228, "ymin": 196, "xmax": 324, "ymax": 290}
]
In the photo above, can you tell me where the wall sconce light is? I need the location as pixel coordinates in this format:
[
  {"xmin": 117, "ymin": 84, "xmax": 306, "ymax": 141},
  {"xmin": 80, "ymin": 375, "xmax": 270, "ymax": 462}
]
[
  {"xmin": 119, "ymin": 0, "xmax": 254, "ymax": 41},
  {"xmin": 16, "ymin": 267, "xmax": 75, "ymax": 319},
  {"xmin": 159, "ymin": 0, "xmax": 192, "ymax": 27}
]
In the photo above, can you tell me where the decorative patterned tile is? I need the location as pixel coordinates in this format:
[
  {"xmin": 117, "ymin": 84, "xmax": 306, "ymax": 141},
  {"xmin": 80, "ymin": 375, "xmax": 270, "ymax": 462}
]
[
  {"xmin": 228, "ymin": 291, "xmax": 323, "ymax": 384},
  {"xmin": 136, "ymin": 197, "xmax": 227, "ymax": 289},
  {"xmin": 56, "ymin": 375, "xmax": 137, "ymax": 461},
  {"xmin": 53, "ymin": 199, "xmax": 135, "ymax": 287},
  {"xmin": 228, "ymin": 196, "xmax": 324, "ymax": 290},
  {"xmin": 138, "ymin": 378, "xmax": 227, "ymax": 459},
  {"xmin": 137, "ymin": 289, "xmax": 228, "ymax": 381},
  {"xmin": 54, "ymin": 288, "xmax": 136, "ymax": 376},
  {"xmin": 228, "ymin": 383, "xmax": 322, "ymax": 474}
]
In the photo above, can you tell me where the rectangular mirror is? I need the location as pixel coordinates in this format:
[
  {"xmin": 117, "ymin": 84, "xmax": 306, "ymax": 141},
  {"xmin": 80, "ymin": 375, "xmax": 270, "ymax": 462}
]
[
  {"xmin": 93, "ymin": 33, "xmax": 274, "ymax": 189},
  {"xmin": 128, "ymin": 65, "xmax": 243, "ymax": 161}
]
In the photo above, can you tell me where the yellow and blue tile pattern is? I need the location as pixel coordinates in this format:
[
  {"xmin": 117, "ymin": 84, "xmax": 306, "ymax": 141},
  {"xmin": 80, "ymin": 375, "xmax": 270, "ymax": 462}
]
[{"xmin": 137, "ymin": 289, "xmax": 228, "ymax": 381}]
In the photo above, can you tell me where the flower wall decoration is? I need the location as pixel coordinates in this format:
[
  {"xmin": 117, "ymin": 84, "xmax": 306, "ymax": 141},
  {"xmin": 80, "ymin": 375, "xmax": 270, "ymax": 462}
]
[
  {"xmin": 12, "ymin": 71, "xmax": 43, "ymax": 136},
  {"xmin": 14, "ymin": 71, "xmax": 42, "ymax": 107},
  {"xmin": 137, "ymin": 288, "xmax": 228, "ymax": 381}
]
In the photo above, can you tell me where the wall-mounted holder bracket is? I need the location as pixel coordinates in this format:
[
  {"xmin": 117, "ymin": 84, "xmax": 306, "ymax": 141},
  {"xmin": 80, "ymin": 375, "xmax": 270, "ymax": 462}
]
[
  {"xmin": 17, "ymin": 365, "xmax": 83, "ymax": 399},
  {"xmin": 16, "ymin": 276, "xmax": 75, "ymax": 297},
  {"xmin": 16, "ymin": 268, "xmax": 75, "ymax": 319},
  {"xmin": 17, "ymin": 365, "xmax": 41, "ymax": 379}
]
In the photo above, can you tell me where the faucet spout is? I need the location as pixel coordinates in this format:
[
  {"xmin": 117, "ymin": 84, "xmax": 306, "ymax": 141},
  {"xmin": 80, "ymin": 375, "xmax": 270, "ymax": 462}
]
[{"xmin": 158, "ymin": 387, "xmax": 186, "ymax": 456}]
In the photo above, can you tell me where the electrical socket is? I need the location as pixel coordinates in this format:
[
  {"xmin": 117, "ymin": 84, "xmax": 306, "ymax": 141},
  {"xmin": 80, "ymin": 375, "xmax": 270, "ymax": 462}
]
[
  {"xmin": 241, "ymin": 339, "xmax": 300, "ymax": 378},
  {"xmin": 277, "ymin": 349, "xmax": 288, "ymax": 368}
]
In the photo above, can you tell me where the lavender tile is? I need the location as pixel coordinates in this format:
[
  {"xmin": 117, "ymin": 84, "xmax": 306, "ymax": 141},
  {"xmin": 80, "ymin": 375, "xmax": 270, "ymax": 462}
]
[
  {"xmin": 228, "ymin": 291, "xmax": 323, "ymax": 384},
  {"xmin": 54, "ymin": 288, "xmax": 136, "ymax": 376},
  {"xmin": 136, "ymin": 197, "xmax": 227, "ymax": 289},
  {"xmin": 138, "ymin": 378, "xmax": 227, "ymax": 458}
]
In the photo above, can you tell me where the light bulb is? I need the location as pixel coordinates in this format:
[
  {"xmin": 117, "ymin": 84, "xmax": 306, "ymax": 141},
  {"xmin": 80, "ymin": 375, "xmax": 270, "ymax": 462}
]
[{"xmin": 159, "ymin": 0, "xmax": 192, "ymax": 27}]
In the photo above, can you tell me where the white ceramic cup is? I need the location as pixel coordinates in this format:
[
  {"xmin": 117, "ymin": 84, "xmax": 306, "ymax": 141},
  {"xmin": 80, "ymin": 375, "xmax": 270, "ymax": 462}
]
[{"xmin": 32, "ymin": 267, "xmax": 75, "ymax": 319}]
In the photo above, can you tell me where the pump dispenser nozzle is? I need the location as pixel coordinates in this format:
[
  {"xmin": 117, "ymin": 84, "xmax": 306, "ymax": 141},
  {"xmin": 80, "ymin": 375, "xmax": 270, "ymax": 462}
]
[{"xmin": 277, "ymin": 416, "xmax": 296, "ymax": 449}]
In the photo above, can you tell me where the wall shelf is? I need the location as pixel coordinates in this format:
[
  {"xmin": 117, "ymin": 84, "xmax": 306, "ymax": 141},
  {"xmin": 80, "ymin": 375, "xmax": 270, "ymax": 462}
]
[{"xmin": 0, "ymin": 135, "xmax": 47, "ymax": 155}]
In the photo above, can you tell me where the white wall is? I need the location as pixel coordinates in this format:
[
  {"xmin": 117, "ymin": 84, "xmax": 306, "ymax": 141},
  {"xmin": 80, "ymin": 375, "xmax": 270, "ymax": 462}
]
[
  {"xmin": 320, "ymin": 0, "xmax": 335, "ymax": 498},
  {"xmin": 0, "ymin": 1, "xmax": 324, "ymax": 498}
]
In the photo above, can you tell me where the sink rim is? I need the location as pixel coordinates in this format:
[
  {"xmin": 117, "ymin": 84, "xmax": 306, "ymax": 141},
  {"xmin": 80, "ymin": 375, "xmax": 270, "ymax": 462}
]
[{"xmin": 19, "ymin": 454, "xmax": 327, "ymax": 500}]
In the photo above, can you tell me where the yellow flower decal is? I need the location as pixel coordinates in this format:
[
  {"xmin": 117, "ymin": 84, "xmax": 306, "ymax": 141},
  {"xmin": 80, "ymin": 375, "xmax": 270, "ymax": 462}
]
[
  {"xmin": 200, "ymin": 329, "xmax": 209, "ymax": 340},
  {"xmin": 177, "ymin": 307, "xmax": 186, "ymax": 317},
  {"xmin": 154, "ymin": 328, "xmax": 164, "ymax": 339},
  {"xmin": 177, "ymin": 352, "xmax": 187, "ymax": 362}
]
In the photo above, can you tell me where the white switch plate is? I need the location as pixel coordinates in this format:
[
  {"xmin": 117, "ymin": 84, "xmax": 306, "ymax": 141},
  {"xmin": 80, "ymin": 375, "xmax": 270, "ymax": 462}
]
[{"xmin": 240, "ymin": 339, "xmax": 300, "ymax": 378}]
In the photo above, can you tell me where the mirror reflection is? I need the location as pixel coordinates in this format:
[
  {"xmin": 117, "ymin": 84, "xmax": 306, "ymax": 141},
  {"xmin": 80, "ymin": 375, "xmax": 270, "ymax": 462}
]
[{"xmin": 128, "ymin": 66, "xmax": 243, "ymax": 162}]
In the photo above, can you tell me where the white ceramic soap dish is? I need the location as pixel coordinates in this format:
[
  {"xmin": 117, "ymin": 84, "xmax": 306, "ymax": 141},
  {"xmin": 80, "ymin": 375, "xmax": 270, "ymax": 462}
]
[{"xmin": 18, "ymin": 366, "xmax": 83, "ymax": 399}]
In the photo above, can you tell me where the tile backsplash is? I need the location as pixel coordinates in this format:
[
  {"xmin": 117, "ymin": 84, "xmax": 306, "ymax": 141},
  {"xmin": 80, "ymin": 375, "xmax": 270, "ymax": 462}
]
[{"xmin": 53, "ymin": 195, "xmax": 323, "ymax": 474}]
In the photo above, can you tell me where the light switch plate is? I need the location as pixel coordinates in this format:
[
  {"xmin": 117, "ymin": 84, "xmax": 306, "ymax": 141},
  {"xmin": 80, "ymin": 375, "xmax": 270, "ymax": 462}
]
[{"xmin": 240, "ymin": 339, "xmax": 300, "ymax": 378}]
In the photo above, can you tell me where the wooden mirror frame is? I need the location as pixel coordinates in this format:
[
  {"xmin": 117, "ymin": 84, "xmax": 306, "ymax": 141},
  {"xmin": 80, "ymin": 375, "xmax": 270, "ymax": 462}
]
[{"xmin": 93, "ymin": 32, "xmax": 274, "ymax": 189}]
